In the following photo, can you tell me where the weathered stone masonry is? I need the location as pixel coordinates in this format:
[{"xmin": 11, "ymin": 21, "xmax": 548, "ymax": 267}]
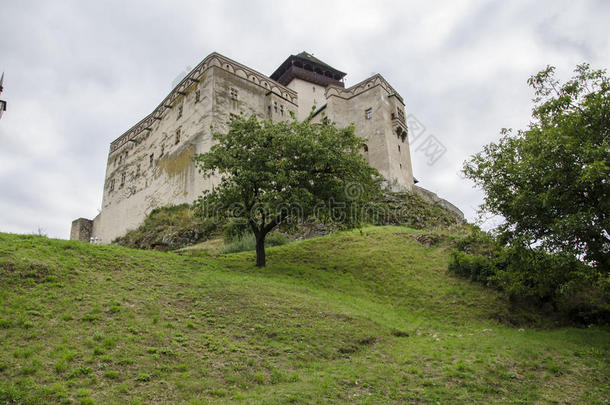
[{"xmin": 71, "ymin": 52, "xmax": 421, "ymax": 243}]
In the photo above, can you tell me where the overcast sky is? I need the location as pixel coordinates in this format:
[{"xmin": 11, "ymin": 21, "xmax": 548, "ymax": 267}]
[{"xmin": 0, "ymin": 0, "xmax": 608, "ymax": 239}]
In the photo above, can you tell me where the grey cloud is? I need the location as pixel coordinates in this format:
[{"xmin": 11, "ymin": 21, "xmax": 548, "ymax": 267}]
[{"xmin": 0, "ymin": 0, "xmax": 608, "ymax": 238}]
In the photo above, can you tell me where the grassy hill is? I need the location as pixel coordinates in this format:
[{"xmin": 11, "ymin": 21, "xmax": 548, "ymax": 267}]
[{"xmin": 0, "ymin": 227, "xmax": 608, "ymax": 404}]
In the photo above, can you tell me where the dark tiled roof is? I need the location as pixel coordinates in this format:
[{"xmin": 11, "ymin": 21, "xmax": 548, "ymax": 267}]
[
  {"xmin": 295, "ymin": 52, "xmax": 341, "ymax": 73},
  {"xmin": 270, "ymin": 52, "xmax": 346, "ymax": 87}
]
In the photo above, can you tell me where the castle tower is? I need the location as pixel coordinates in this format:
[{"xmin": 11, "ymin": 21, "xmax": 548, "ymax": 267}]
[
  {"xmin": 273, "ymin": 52, "xmax": 413, "ymax": 191},
  {"xmin": 270, "ymin": 52, "xmax": 346, "ymax": 120}
]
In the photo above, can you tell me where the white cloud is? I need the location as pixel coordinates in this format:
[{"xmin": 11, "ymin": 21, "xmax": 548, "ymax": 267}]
[{"xmin": 0, "ymin": 0, "xmax": 608, "ymax": 238}]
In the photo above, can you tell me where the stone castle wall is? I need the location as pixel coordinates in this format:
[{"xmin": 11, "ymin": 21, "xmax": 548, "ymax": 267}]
[{"xmin": 73, "ymin": 53, "xmax": 416, "ymax": 243}]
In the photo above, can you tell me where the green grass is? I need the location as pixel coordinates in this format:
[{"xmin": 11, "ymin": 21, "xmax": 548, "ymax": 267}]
[
  {"xmin": 222, "ymin": 232, "xmax": 290, "ymax": 254},
  {"xmin": 0, "ymin": 226, "xmax": 608, "ymax": 403}
]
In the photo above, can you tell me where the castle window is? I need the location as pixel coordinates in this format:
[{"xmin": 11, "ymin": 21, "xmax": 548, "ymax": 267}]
[
  {"xmin": 149, "ymin": 153, "xmax": 154, "ymax": 167},
  {"xmin": 195, "ymin": 89, "xmax": 200, "ymax": 103},
  {"xmin": 119, "ymin": 154, "xmax": 123, "ymax": 165},
  {"xmin": 396, "ymin": 107, "xmax": 405, "ymax": 122},
  {"xmin": 229, "ymin": 113, "xmax": 238, "ymax": 123},
  {"xmin": 398, "ymin": 145, "xmax": 401, "ymax": 152},
  {"xmin": 365, "ymin": 108, "xmax": 372, "ymax": 120},
  {"xmin": 120, "ymin": 173, "xmax": 125, "ymax": 188},
  {"xmin": 230, "ymin": 88, "xmax": 238, "ymax": 101},
  {"xmin": 397, "ymin": 127, "xmax": 407, "ymax": 142},
  {"xmin": 280, "ymin": 105, "xmax": 284, "ymax": 116},
  {"xmin": 362, "ymin": 143, "xmax": 369, "ymax": 162},
  {"xmin": 109, "ymin": 178, "xmax": 115, "ymax": 192},
  {"xmin": 273, "ymin": 101, "xmax": 278, "ymax": 113},
  {"xmin": 177, "ymin": 104, "xmax": 183, "ymax": 120},
  {"xmin": 175, "ymin": 128, "xmax": 181, "ymax": 145}
]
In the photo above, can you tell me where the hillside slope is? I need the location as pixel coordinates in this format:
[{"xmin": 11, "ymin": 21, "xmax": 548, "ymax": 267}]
[{"xmin": 0, "ymin": 227, "xmax": 608, "ymax": 404}]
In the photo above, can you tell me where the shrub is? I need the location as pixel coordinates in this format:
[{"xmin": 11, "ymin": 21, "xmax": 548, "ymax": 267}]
[
  {"xmin": 222, "ymin": 234, "xmax": 256, "ymax": 254},
  {"xmin": 493, "ymin": 246, "xmax": 589, "ymax": 302},
  {"xmin": 222, "ymin": 232, "xmax": 289, "ymax": 254},
  {"xmin": 455, "ymin": 226, "xmax": 498, "ymax": 257},
  {"xmin": 222, "ymin": 219, "xmax": 249, "ymax": 243},
  {"xmin": 449, "ymin": 229, "xmax": 609, "ymax": 324},
  {"xmin": 265, "ymin": 232, "xmax": 289, "ymax": 247},
  {"xmin": 448, "ymin": 251, "xmax": 498, "ymax": 286},
  {"xmin": 113, "ymin": 204, "xmax": 220, "ymax": 250}
]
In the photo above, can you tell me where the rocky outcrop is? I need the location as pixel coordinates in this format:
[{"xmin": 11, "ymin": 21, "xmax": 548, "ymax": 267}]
[{"xmin": 412, "ymin": 185, "xmax": 465, "ymax": 222}]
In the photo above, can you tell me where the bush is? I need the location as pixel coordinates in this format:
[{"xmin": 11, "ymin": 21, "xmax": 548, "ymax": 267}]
[
  {"xmin": 455, "ymin": 226, "xmax": 498, "ymax": 257},
  {"xmin": 222, "ymin": 219, "xmax": 249, "ymax": 243},
  {"xmin": 449, "ymin": 228, "xmax": 609, "ymax": 325},
  {"xmin": 448, "ymin": 251, "xmax": 498, "ymax": 286},
  {"xmin": 494, "ymin": 246, "xmax": 587, "ymax": 302},
  {"xmin": 222, "ymin": 232, "xmax": 289, "ymax": 254},
  {"xmin": 113, "ymin": 204, "xmax": 220, "ymax": 250}
]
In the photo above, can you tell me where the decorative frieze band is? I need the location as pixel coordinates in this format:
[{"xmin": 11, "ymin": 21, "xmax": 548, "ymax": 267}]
[{"xmin": 325, "ymin": 74, "xmax": 404, "ymax": 105}]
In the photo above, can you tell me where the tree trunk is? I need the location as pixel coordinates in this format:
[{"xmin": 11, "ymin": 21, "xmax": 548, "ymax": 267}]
[{"xmin": 255, "ymin": 234, "xmax": 266, "ymax": 267}]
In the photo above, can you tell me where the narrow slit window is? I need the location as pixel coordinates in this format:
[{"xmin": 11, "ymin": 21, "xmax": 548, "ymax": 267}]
[{"xmin": 365, "ymin": 108, "xmax": 372, "ymax": 120}]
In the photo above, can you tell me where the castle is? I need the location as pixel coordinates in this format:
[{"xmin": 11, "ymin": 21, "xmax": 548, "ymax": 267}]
[{"xmin": 70, "ymin": 52, "xmax": 415, "ymax": 243}]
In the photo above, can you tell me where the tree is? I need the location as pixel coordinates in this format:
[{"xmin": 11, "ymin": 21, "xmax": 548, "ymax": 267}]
[
  {"xmin": 463, "ymin": 63, "xmax": 609, "ymax": 271},
  {"xmin": 195, "ymin": 114, "xmax": 382, "ymax": 267}
]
